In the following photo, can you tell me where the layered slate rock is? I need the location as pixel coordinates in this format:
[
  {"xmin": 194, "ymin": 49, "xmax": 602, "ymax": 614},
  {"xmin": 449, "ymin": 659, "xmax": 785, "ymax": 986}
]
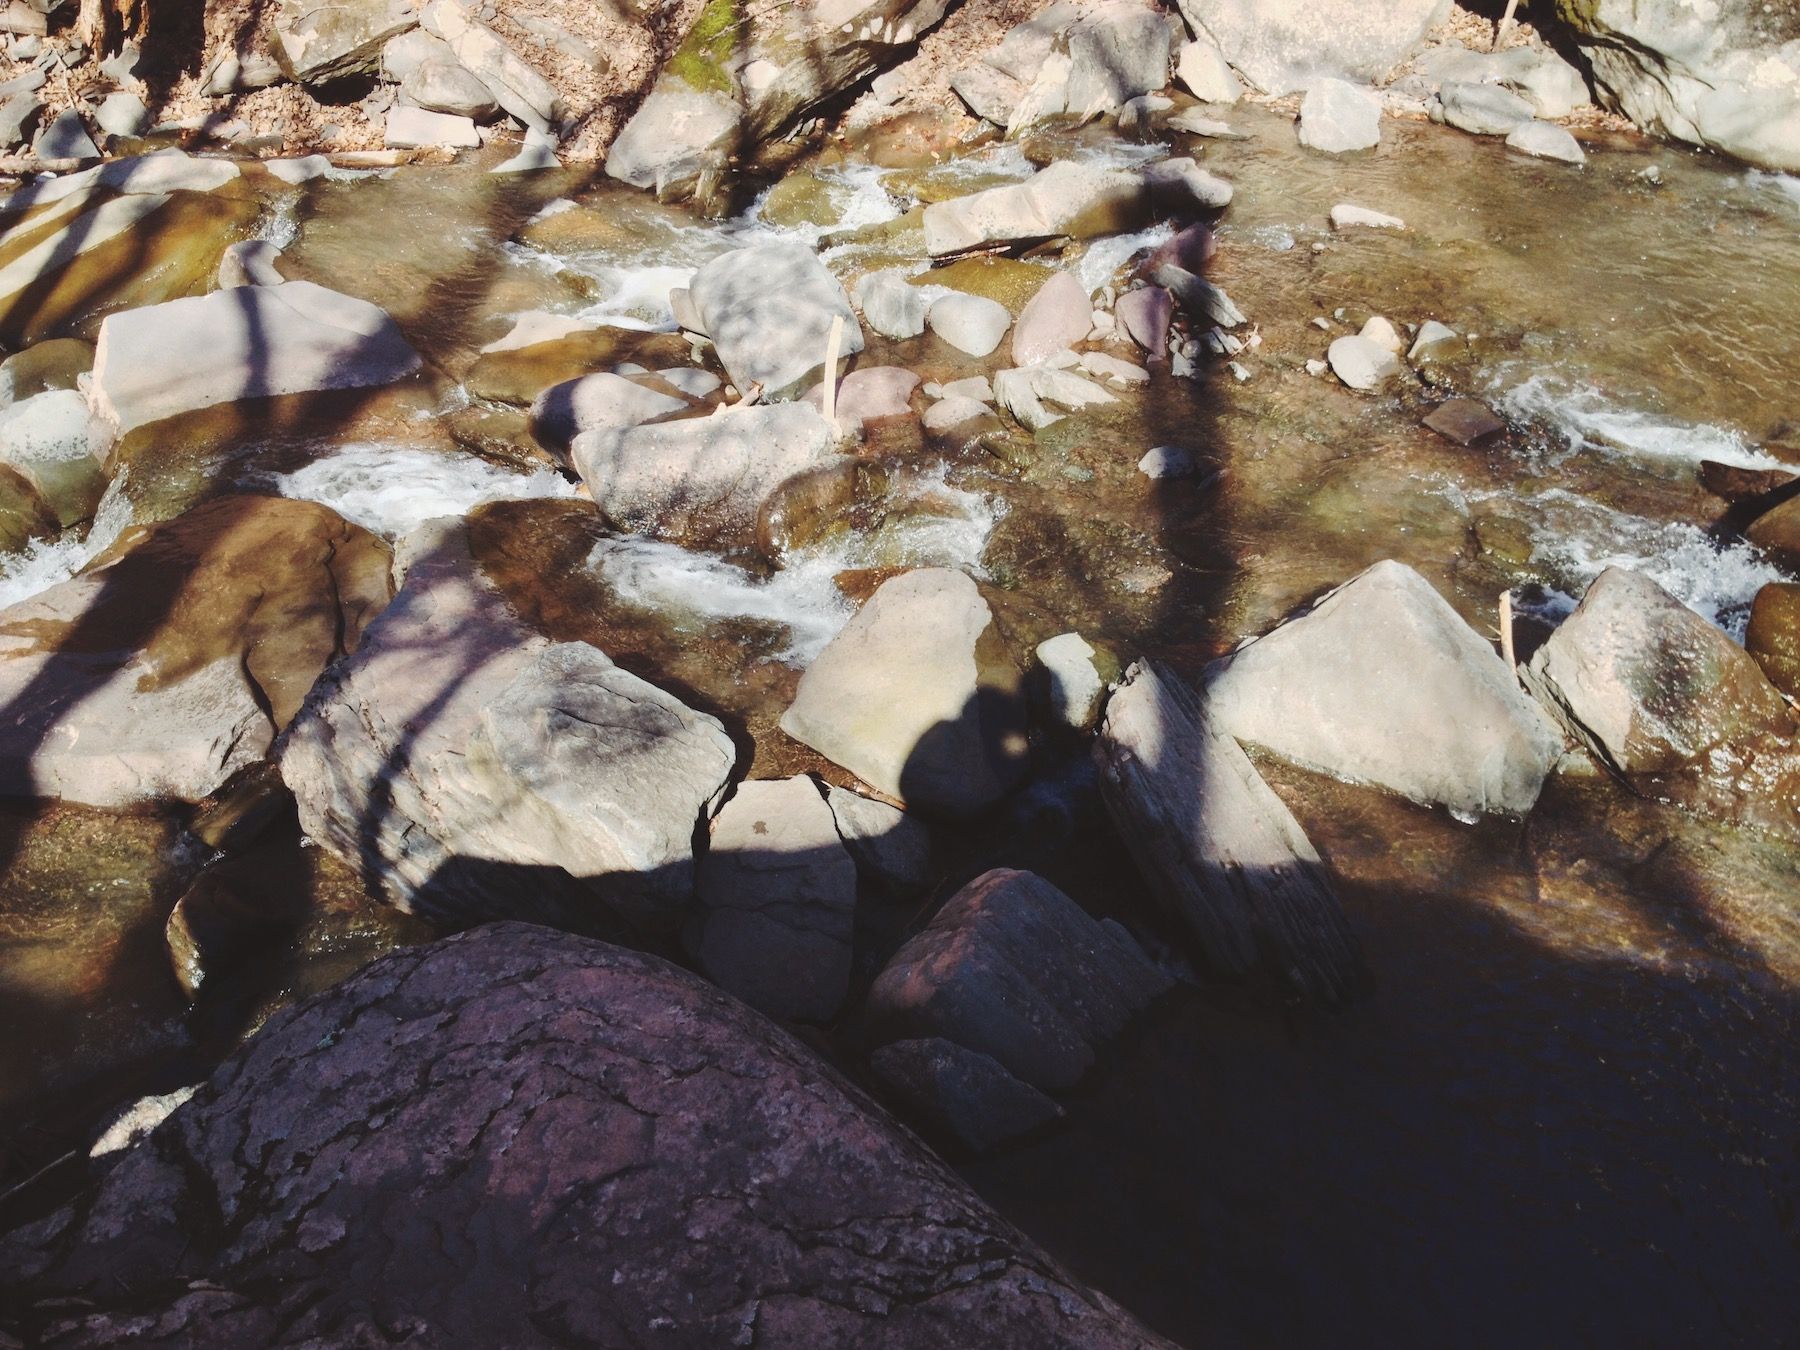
[
  {"xmin": 923, "ymin": 160, "xmax": 1155, "ymax": 256},
  {"xmin": 780, "ymin": 569, "xmax": 1029, "ymax": 819},
  {"xmin": 1095, "ymin": 661, "xmax": 1369, "ymax": 1003},
  {"xmin": 89, "ymin": 281, "xmax": 422, "ymax": 435},
  {"xmin": 281, "ymin": 526, "xmax": 737, "ymax": 932},
  {"xmin": 1177, "ymin": 0, "xmax": 1450, "ymax": 95},
  {"xmin": 272, "ymin": 0, "xmax": 419, "ymax": 83},
  {"xmin": 0, "ymin": 924, "xmax": 1168, "ymax": 1349},
  {"xmin": 1553, "ymin": 0, "xmax": 1800, "ymax": 171},
  {"xmin": 689, "ymin": 775, "xmax": 857, "ymax": 1022},
  {"xmin": 420, "ymin": 0, "xmax": 564, "ymax": 133},
  {"xmin": 1522, "ymin": 567, "xmax": 1800, "ymax": 840},
  {"xmin": 1206, "ymin": 560, "xmax": 1560, "ymax": 817},
  {"xmin": 687, "ymin": 242, "xmax": 864, "ymax": 399},
  {"xmin": 867, "ymin": 868, "xmax": 1170, "ymax": 1093},
  {"xmin": 0, "ymin": 496, "xmax": 392, "ymax": 808},
  {"xmin": 605, "ymin": 0, "xmax": 953, "ymax": 202},
  {"xmin": 571, "ymin": 402, "xmax": 840, "ymax": 550}
]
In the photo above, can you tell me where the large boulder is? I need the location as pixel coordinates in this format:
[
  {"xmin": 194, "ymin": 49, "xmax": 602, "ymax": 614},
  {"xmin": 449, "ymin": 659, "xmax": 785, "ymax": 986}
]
[
  {"xmin": 922, "ymin": 160, "xmax": 1155, "ymax": 256},
  {"xmin": 1207, "ymin": 560, "xmax": 1560, "ymax": 817},
  {"xmin": 605, "ymin": 0, "xmax": 954, "ymax": 201},
  {"xmin": 1745, "ymin": 582, "xmax": 1800, "ymax": 701},
  {"xmin": 1094, "ymin": 661, "xmax": 1368, "ymax": 1003},
  {"xmin": 687, "ymin": 242, "xmax": 864, "ymax": 399},
  {"xmin": 780, "ymin": 569, "xmax": 1029, "ymax": 818},
  {"xmin": 866, "ymin": 867, "xmax": 1170, "ymax": 1093},
  {"xmin": 689, "ymin": 775, "xmax": 857, "ymax": 1022},
  {"xmin": 281, "ymin": 525, "xmax": 736, "ymax": 933},
  {"xmin": 0, "ymin": 924, "xmax": 1167, "ymax": 1348},
  {"xmin": 1523, "ymin": 567, "xmax": 1800, "ymax": 840},
  {"xmin": 1063, "ymin": 3, "xmax": 1178, "ymax": 117},
  {"xmin": 272, "ymin": 0, "xmax": 420, "ymax": 83},
  {"xmin": 1552, "ymin": 0, "xmax": 1800, "ymax": 170},
  {"xmin": 89, "ymin": 281, "xmax": 422, "ymax": 435},
  {"xmin": 1177, "ymin": 0, "xmax": 1451, "ymax": 95},
  {"xmin": 570, "ymin": 402, "xmax": 840, "ymax": 550},
  {"xmin": 0, "ymin": 495, "xmax": 392, "ymax": 808}
]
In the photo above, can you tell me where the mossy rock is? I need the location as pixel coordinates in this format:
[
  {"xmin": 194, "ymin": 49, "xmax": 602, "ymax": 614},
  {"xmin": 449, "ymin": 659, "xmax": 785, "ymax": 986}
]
[
  {"xmin": 467, "ymin": 329, "xmax": 696, "ymax": 406},
  {"xmin": 667, "ymin": 0, "xmax": 743, "ymax": 97},
  {"xmin": 0, "ymin": 338, "xmax": 95, "ymax": 403},
  {"xmin": 759, "ymin": 174, "xmax": 846, "ymax": 230},
  {"xmin": 0, "ymin": 461, "xmax": 55, "ymax": 553},
  {"xmin": 910, "ymin": 256, "xmax": 1054, "ymax": 315},
  {"xmin": 1746, "ymin": 582, "xmax": 1800, "ymax": 701}
]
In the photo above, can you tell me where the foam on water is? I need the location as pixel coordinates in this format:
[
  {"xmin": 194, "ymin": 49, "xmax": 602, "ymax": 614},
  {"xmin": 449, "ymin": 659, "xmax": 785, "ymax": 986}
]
[
  {"xmin": 0, "ymin": 534, "xmax": 91, "ymax": 609},
  {"xmin": 1522, "ymin": 488, "xmax": 1782, "ymax": 638},
  {"xmin": 590, "ymin": 467, "xmax": 1004, "ymax": 664},
  {"xmin": 1498, "ymin": 374, "xmax": 1782, "ymax": 470},
  {"xmin": 266, "ymin": 444, "xmax": 576, "ymax": 540},
  {"xmin": 1075, "ymin": 221, "xmax": 1174, "ymax": 294}
]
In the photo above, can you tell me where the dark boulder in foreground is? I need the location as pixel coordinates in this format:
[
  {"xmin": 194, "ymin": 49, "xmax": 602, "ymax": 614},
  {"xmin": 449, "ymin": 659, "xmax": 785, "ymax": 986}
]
[{"xmin": 0, "ymin": 923, "xmax": 1167, "ymax": 1349}]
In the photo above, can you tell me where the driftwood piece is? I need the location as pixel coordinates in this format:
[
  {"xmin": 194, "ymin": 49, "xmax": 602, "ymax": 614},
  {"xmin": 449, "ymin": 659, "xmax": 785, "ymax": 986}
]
[{"xmin": 1094, "ymin": 660, "xmax": 1369, "ymax": 1004}]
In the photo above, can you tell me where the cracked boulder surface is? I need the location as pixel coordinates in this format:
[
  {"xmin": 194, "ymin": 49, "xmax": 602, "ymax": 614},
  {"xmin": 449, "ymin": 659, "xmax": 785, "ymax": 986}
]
[
  {"xmin": 0, "ymin": 493, "xmax": 392, "ymax": 808},
  {"xmin": 0, "ymin": 923, "xmax": 1169, "ymax": 1349}
]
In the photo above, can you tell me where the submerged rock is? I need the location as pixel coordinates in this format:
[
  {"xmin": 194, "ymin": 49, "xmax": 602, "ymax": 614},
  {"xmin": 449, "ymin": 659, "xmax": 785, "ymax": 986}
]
[
  {"xmin": 1181, "ymin": 0, "xmax": 1450, "ymax": 95},
  {"xmin": 1555, "ymin": 0, "xmax": 1800, "ymax": 171},
  {"xmin": 282, "ymin": 526, "xmax": 736, "ymax": 932},
  {"xmin": 0, "ymin": 338, "xmax": 93, "ymax": 406},
  {"xmin": 1423, "ymin": 397, "xmax": 1507, "ymax": 445},
  {"xmin": 690, "ymin": 775, "xmax": 857, "ymax": 1022},
  {"xmin": 0, "ymin": 496, "xmax": 392, "ymax": 808},
  {"xmin": 781, "ymin": 569, "xmax": 1029, "ymax": 818},
  {"xmin": 688, "ymin": 242, "xmax": 863, "ymax": 399},
  {"xmin": 1297, "ymin": 78, "xmax": 1382, "ymax": 152},
  {"xmin": 866, "ymin": 867, "xmax": 1169, "ymax": 1108},
  {"xmin": 571, "ymin": 402, "xmax": 840, "ymax": 549},
  {"xmin": 0, "ymin": 924, "xmax": 1166, "ymax": 1347},
  {"xmin": 1330, "ymin": 203, "xmax": 1405, "ymax": 230},
  {"xmin": 1208, "ymin": 560, "xmax": 1561, "ymax": 817},
  {"xmin": 1094, "ymin": 661, "xmax": 1369, "ymax": 1002},
  {"xmin": 89, "ymin": 282, "xmax": 421, "ymax": 435},
  {"xmin": 0, "ymin": 461, "xmax": 54, "ymax": 551}
]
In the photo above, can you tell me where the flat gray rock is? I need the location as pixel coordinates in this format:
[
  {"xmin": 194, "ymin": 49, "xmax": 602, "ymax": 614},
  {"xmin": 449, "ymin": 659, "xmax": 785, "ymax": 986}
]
[
  {"xmin": 1439, "ymin": 80, "xmax": 1535, "ymax": 135},
  {"xmin": 1297, "ymin": 78, "xmax": 1382, "ymax": 152},
  {"xmin": 1505, "ymin": 119, "xmax": 1586, "ymax": 164},
  {"xmin": 688, "ymin": 241, "xmax": 863, "ymax": 398},
  {"xmin": 1179, "ymin": 0, "xmax": 1449, "ymax": 95},
  {"xmin": 272, "ymin": 0, "xmax": 417, "ymax": 83}
]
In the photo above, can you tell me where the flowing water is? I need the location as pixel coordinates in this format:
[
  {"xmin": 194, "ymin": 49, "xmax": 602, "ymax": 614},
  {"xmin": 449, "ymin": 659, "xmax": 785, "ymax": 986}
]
[{"xmin": 2, "ymin": 104, "xmax": 1799, "ymax": 1340}]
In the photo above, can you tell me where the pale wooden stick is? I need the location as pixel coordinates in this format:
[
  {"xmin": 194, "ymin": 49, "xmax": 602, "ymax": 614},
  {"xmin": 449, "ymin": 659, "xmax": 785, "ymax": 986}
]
[
  {"xmin": 1499, "ymin": 589, "xmax": 1518, "ymax": 677},
  {"xmin": 1494, "ymin": 0, "xmax": 1521, "ymax": 50},
  {"xmin": 821, "ymin": 314, "xmax": 844, "ymax": 427}
]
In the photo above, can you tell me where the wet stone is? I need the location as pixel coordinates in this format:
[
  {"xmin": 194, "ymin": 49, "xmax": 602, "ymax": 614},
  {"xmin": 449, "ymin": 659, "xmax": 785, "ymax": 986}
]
[{"xmin": 1423, "ymin": 398, "xmax": 1507, "ymax": 445}]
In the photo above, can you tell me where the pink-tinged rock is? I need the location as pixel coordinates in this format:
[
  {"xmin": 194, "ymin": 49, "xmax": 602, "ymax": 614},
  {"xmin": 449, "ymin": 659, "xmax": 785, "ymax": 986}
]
[
  {"xmin": 0, "ymin": 924, "xmax": 1171, "ymax": 1349},
  {"xmin": 803, "ymin": 365, "xmax": 921, "ymax": 433},
  {"xmin": 1011, "ymin": 271, "xmax": 1092, "ymax": 366},
  {"xmin": 1114, "ymin": 286, "xmax": 1173, "ymax": 358},
  {"xmin": 1145, "ymin": 222, "xmax": 1216, "ymax": 277}
]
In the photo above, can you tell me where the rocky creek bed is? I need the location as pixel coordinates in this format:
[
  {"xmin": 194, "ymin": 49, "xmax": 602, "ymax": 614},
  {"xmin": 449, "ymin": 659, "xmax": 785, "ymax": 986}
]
[{"xmin": 1, "ymin": 0, "xmax": 1799, "ymax": 1344}]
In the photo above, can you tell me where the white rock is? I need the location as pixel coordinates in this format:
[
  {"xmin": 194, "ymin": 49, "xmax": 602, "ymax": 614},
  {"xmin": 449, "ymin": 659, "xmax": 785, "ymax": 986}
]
[
  {"xmin": 93, "ymin": 90, "xmax": 149, "ymax": 139},
  {"xmin": 1326, "ymin": 333, "xmax": 1403, "ymax": 391},
  {"xmin": 922, "ymin": 160, "xmax": 1150, "ymax": 256},
  {"xmin": 1206, "ymin": 560, "xmax": 1561, "ymax": 816},
  {"xmin": 1505, "ymin": 119, "xmax": 1586, "ymax": 164},
  {"xmin": 530, "ymin": 372, "xmax": 691, "ymax": 454},
  {"xmin": 1137, "ymin": 445, "xmax": 1195, "ymax": 478},
  {"xmin": 927, "ymin": 292, "xmax": 1011, "ymax": 357},
  {"xmin": 217, "ymin": 239, "xmax": 285, "ymax": 289},
  {"xmin": 1359, "ymin": 315, "xmax": 1406, "ymax": 354},
  {"xmin": 385, "ymin": 105, "xmax": 480, "ymax": 149},
  {"xmin": 402, "ymin": 58, "xmax": 500, "ymax": 120},
  {"xmin": 688, "ymin": 241, "xmax": 863, "ymax": 398},
  {"xmin": 1079, "ymin": 351, "xmax": 1149, "ymax": 385},
  {"xmin": 265, "ymin": 154, "xmax": 332, "ymax": 184},
  {"xmin": 1297, "ymin": 78, "xmax": 1382, "ymax": 153},
  {"xmin": 1329, "ymin": 202, "xmax": 1406, "ymax": 230},
  {"xmin": 89, "ymin": 281, "xmax": 422, "ymax": 435},
  {"xmin": 1407, "ymin": 319, "xmax": 1460, "ymax": 362},
  {"xmin": 1174, "ymin": 36, "xmax": 1241, "ymax": 103},
  {"xmin": 1439, "ymin": 80, "xmax": 1535, "ymax": 135},
  {"xmin": 1036, "ymin": 632, "xmax": 1109, "ymax": 731},
  {"xmin": 854, "ymin": 268, "xmax": 929, "ymax": 340},
  {"xmin": 923, "ymin": 395, "xmax": 991, "ymax": 431},
  {"xmin": 1176, "ymin": 0, "xmax": 1450, "ymax": 96}
]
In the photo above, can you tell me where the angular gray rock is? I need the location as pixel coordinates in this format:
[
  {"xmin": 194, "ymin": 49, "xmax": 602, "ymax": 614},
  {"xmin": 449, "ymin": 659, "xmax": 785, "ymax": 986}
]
[
  {"xmin": 32, "ymin": 108, "xmax": 97, "ymax": 160},
  {"xmin": 89, "ymin": 282, "xmax": 421, "ymax": 435},
  {"xmin": 282, "ymin": 528, "xmax": 737, "ymax": 932},
  {"xmin": 1063, "ymin": 4, "xmax": 1177, "ymax": 118},
  {"xmin": 570, "ymin": 402, "xmax": 839, "ymax": 549},
  {"xmin": 951, "ymin": 63, "xmax": 1026, "ymax": 124},
  {"xmin": 0, "ymin": 924, "xmax": 1167, "ymax": 1348},
  {"xmin": 602, "ymin": 80, "xmax": 742, "ymax": 197},
  {"xmin": 1178, "ymin": 0, "xmax": 1450, "ymax": 95},
  {"xmin": 1297, "ymin": 78, "xmax": 1382, "ymax": 152},
  {"xmin": 1094, "ymin": 660, "xmax": 1369, "ymax": 1003},
  {"xmin": 780, "ymin": 569, "xmax": 1029, "ymax": 818},
  {"xmin": 687, "ymin": 242, "xmax": 864, "ymax": 399},
  {"xmin": 402, "ymin": 57, "xmax": 500, "ymax": 119},
  {"xmin": 420, "ymin": 0, "xmax": 563, "ymax": 132},
  {"xmin": 826, "ymin": 783, "xmax": 933, "ymax": 898},
  {"xmin": 1522, "ymin": 566, "xmax": 1796, "ymax": 777},
  {"xmin": 1035, "ymin": 631, "xmax": 1112, "ymax": 731},
  {"xmin": 1554, "ymin": 0, "xmax": 1800, "ymax": 170},
  {"xmin": 385, "ymin": 104, "xmax": 480, "ymax": 148},
  {"xmin": 1174, "ymin": 36, "xmax": 1241, "ymax": 103},
  {"xmin": 272, "ymin": 0, "xmax": 418, "ymax": 83},
  {"xmin": 1439, "ymin": 80, "xmax": 1535, "ymax": 135},
  {"xmin": 866, "ymin": 867, "xmax": 1171, "ymax": 1092},
  {"xmin": 869, "ymin": 1038, "xmax": 1063, "ymax": 1152},
  {"xmin": 690, "ymin": 775, "xmax": 856, "ymax": 1022},
  {"xmin": 1206, "ymin": 559, "xmax": 1561, "ymax": 816},
  {"xmin": 93, "ymin": 90, "xmax": 149, "ymax": 139}
]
